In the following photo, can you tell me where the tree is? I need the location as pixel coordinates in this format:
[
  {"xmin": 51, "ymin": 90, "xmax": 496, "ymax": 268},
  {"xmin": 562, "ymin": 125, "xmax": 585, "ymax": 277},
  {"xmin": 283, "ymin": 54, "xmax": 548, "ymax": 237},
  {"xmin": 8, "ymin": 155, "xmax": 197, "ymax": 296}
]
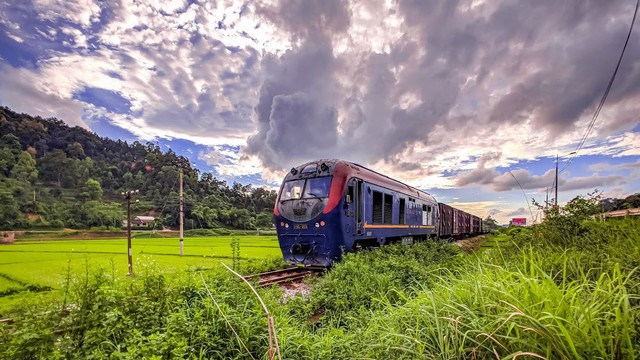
[
  {"xmin": 256, "ymin": 212, "xmax": 275, "ymax": 229},
  {"xmin": 483, "ymin": 216, "xmax": 498, "ymax": 231},
  {"xmin": 535, "ymin": 190, "xmax": 604, "ymax": 247},
  {"xmin": 66, "ymin": 157, "xmax": 93, "ymax": 187},
  {"xmin": 39, "ymin": 149, "xmax": 68, "ymax": 186},
  {"xmin": 600, "ymin": 198, "xmax": 619, "ymax": 212},
  {"xmin": 0, "ymin": 134, "xmax": 21, "ymax": 176},
  {"xmin": 10, "ymin": 151, "xmax": 38, "ymax": 183},
  {"xmin": 0, "ymin": 148, "xmax": 15, "ymax": 176},
  {"xmin": 562, "ymin": 190, "xmax": 603, "ymax": 220},
  {"xmin": 0, "ymin": 133, "xmax": 21, "ymax": 151},
  {"xmin": 66, "ymin": 142, "xmax": 86, "ymax": 159},
  {"xmin": 191, "ymin": 203, "xmax": 219, "ymax": 228},
  {"xmin": 0, "ymin": 190, "xmax": 19, "ymax": 229},
  {"xmin": 619, "ymin": 193, "xmax": 640, "ymax": 209},
  {"xmin": 81, "ymin": 178, "xmax": 103, "ymax": 201}
]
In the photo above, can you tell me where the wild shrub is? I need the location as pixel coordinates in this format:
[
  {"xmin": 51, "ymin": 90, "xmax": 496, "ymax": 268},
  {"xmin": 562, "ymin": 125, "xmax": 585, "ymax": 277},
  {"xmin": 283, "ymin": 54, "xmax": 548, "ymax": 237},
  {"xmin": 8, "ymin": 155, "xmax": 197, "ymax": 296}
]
[
  {"xmin": 304, "ymin": 240, "xmax": 463, "ymax": 327},
  {"xmin": 532, "ymin": 191, "xmax": 605, "ymax": 247},
  {"xmin": 239, "ymin": 255, "xmax": 287, "ymax": 276}
]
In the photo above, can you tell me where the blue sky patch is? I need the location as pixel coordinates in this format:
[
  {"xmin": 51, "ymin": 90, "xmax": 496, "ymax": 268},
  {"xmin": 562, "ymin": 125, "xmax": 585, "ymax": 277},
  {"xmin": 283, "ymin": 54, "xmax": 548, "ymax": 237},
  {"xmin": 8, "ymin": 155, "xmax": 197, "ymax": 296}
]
[
  {"xmin": 75, "ymin": 88, "xmax": 132, "ymax": 114},
  {"xmin": 88, "ymin": 116, "xmax": 138, "ymax": 143}
]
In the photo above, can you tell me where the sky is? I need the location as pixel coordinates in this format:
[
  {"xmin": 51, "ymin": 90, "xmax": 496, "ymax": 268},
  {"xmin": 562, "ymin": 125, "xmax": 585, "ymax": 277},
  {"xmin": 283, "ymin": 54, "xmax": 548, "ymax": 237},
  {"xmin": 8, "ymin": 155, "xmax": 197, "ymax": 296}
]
[{"xmin": 1, "ymin": 0, "xmax": 639, "ymax": 224}]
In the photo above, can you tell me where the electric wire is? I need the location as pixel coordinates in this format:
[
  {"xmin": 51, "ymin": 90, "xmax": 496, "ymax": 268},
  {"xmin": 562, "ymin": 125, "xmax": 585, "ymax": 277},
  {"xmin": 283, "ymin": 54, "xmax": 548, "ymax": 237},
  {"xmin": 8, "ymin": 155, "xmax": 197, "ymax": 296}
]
[
  {"xmin": 545, "ymin": 1, "xmax": 638, "ymax": 204},
  {"xmin": 507, "ymin": 170, "xmax": 535, "ymax": 224},
  {"xmin": 151, "ymin": 171, "xmax": 180, "ymax": 232},
  {"xmin": 560, "ymin": 0, "xmax": 639, "ymax": 174}
]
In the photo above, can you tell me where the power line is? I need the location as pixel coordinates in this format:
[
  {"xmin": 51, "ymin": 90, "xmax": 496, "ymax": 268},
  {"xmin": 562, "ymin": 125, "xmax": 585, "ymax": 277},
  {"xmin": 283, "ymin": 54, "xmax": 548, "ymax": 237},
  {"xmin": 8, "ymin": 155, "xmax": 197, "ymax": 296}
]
[
  {"xmin": 507, "ymin": 170, "xmax": 535, "ymax": 224},
  {"xmin": 151, "ymin": 172, "xmax": 181, "ymax": 232},
  {"xmin": 561, "ymin": 0, "xmax": 639, "ymax": 174}
]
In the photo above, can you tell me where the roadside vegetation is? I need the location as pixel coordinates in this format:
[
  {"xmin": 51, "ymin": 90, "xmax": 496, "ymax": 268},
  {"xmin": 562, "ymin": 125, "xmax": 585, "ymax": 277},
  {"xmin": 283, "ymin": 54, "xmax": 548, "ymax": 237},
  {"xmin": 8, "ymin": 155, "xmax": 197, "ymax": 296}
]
[{"xmin": 1, "ymin": 193, "xmax": 638, "ymax": 359}]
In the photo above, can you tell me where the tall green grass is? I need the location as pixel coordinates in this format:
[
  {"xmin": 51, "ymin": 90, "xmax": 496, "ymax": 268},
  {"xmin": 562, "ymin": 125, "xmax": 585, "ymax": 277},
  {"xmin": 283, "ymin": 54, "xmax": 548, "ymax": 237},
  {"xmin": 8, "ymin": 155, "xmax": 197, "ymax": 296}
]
[{"xmin": 348, "ymin": 254, "xmax": 637, "ymax": 359}]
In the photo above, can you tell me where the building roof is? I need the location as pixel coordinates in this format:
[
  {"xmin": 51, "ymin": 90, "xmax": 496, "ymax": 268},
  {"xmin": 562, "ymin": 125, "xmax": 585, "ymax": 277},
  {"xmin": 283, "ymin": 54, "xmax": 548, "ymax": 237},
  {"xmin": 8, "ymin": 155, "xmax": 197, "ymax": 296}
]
[{"xmin": 134, "ymin": 216, "xmax": 155, "ymax": 222}]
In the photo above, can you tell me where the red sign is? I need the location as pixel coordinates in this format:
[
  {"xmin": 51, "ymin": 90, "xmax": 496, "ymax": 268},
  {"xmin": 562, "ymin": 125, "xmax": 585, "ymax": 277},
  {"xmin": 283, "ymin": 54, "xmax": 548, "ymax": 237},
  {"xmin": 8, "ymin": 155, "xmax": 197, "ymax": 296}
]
[{"xmin": 511, "ymin": 218, "xmax": 527, "ymax": 226}]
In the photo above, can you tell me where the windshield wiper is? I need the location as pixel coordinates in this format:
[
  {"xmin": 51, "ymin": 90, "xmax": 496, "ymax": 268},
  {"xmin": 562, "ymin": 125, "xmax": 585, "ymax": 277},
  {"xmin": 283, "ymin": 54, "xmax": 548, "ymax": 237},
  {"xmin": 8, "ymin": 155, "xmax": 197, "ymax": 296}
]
[
  {"xmin": 306, "ymin": 193, "xmax": 324, "ymax": 202},
  {"xmin": 280, "ymin": 198, "xmax": 299, "ymax": 204}
]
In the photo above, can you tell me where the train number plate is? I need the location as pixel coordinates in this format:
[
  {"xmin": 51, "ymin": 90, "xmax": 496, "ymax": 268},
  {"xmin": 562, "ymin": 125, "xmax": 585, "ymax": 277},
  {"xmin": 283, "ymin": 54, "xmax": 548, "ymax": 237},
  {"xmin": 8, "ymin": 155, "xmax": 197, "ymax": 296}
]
[
  {"xmin": 294, "ymin": 224, "xmax": 308, "ymax": 230},
  {"xmin": 401, "ymin": 236, "xmax": 414, "ymax": 245}
]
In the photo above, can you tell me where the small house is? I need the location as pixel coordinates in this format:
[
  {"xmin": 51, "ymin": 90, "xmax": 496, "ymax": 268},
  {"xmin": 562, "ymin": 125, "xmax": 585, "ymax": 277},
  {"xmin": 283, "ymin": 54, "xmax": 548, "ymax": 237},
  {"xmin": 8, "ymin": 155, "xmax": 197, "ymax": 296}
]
[{"xmin": 122, "ymin": 216, "xmax": 156, "ymax": 228}]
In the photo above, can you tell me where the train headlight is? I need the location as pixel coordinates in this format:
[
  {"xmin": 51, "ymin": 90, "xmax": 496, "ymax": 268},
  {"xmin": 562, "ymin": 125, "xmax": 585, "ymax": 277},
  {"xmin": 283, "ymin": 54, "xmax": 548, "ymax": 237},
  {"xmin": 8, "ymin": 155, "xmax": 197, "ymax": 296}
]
[
  {"xmin": 284, "ymin": 223, "xmax": 289, "ymax": 229},
  {"xmin": 315, "ymin": 222, "xmax": 320, "ymax": 228}
]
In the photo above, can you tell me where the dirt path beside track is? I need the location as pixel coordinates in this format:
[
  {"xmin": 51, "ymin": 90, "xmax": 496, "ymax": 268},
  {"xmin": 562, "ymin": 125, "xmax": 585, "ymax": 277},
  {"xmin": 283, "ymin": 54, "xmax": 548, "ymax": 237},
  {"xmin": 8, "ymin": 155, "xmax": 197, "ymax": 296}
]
[{"xmin": 453, "ymin": 235, "xmax": 487, "ymax": 253}]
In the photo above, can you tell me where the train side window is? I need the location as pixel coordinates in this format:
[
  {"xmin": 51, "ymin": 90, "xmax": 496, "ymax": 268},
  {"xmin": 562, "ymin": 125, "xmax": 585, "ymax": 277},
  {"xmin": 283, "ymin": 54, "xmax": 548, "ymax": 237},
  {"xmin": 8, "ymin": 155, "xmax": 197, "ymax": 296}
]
[
  {"xmin": 399, "ymin": 198, "xmax": 406, "ymax": 224},
  {"xmin": 384, "ymin": 194, "xmax": 393, "ymax": 224},
  {"xmin": 356, "ymin": 180, "xmax": 363, "ymax": 224},
  {"xmin": 344, "ymin": 185, "xmax": 353, "ymax": 209},
  {"xmin": 372, "ymin": 191, "xmax": 383, "ymax": 224}
]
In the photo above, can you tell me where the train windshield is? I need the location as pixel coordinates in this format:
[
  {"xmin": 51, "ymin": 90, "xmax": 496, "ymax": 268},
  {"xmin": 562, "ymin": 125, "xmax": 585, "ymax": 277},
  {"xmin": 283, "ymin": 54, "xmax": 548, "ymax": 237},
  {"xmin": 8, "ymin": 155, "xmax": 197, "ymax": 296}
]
[
  {"xmin": 281, "ymin": 179, "xmax": 305, "ymax": 200},
  {"xmin": 278, "ymin": 176, "xmax": 332, "ymax": 222},
  {"xmin": 303, "ymin": 177, "xmax": 331, "ymax": 198},
  {"xmin": 281, "ymin": 177, "xmax": 331, "ymax": 201}
]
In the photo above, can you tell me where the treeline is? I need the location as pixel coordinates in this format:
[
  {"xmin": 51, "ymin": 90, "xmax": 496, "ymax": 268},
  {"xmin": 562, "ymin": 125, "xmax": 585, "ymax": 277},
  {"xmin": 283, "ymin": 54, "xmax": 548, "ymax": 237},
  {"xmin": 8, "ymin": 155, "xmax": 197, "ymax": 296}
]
[
  {"xmin": 600, "ymin": 193, "xmax": 640, "ymax": 211},
  {"xmin": 0, "ymin": 107, "xmax": 277, "ymax": 230}
]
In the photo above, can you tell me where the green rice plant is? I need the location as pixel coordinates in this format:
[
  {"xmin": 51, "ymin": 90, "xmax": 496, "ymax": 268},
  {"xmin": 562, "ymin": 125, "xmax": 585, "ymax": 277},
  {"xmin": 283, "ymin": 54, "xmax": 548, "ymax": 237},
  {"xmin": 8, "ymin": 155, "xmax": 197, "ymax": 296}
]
[{"xmin": 231, "ymin": 236, "xmax": 241, "ymax": 271}]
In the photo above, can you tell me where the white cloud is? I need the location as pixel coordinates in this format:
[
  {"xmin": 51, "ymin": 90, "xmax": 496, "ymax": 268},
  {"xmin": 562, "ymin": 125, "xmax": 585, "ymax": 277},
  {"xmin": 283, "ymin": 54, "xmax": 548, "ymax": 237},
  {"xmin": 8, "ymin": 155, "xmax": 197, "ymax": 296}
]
[
  {"xmin": 589, "ymin": 159, "xmax": 640, "ymax": 172},
  {"xmin": 33, "ymin": 0, "xmax": 102, "ymax": 28},
  {"xmin": 447, "ymin": 200, "xmax": 505, "ymax": 217},
  {"xmin": 0, "ymin": 64, "xmax": 89, "ymax": 128},
  {"xmin": 6, "ymin": 34, "xmax": 23, "ymax": 43}
]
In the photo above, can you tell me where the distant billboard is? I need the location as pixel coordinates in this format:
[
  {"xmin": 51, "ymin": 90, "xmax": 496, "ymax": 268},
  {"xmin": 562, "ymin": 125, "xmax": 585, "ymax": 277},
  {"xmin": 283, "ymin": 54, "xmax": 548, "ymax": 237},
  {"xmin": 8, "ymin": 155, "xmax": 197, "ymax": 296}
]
[{"xmin": 511, "ymin": 218, "xmax": 527, "ymax": 227}]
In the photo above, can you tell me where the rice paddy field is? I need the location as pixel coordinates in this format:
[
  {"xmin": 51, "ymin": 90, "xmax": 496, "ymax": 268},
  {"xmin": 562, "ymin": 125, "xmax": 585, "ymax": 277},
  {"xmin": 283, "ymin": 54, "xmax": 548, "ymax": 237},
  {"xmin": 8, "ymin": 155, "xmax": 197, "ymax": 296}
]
[{"xmin": 0, "ymin": 235, "xmax": 281, "ymax": 314}]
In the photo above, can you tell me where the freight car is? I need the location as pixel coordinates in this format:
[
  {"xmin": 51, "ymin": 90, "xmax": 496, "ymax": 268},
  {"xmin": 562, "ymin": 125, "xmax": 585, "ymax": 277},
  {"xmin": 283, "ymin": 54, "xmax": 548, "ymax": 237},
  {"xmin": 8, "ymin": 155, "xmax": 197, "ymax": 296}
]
[
  {"xmin": 274, "ymin": 159, "xmax": 484, "ymax": 267},
  {"xmin": 437, "ymin": 203, "xmax": 483, "ymax": 238}
]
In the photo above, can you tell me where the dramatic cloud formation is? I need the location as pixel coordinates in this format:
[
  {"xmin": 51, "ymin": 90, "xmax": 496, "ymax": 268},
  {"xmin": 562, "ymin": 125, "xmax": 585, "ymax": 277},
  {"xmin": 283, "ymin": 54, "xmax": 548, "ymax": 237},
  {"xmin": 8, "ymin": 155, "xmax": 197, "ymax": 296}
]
[{"xmin": 245, "ymin": 0, "xmax": 640, "ymax": 175}]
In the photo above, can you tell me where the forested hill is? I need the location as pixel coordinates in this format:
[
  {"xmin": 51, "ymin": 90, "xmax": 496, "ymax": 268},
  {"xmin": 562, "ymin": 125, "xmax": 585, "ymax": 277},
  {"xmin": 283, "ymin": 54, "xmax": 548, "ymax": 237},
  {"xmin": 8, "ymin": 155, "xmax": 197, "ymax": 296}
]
[{"xmin": 0, "ymin": 106, "xmax": 277, "ymax": 230}]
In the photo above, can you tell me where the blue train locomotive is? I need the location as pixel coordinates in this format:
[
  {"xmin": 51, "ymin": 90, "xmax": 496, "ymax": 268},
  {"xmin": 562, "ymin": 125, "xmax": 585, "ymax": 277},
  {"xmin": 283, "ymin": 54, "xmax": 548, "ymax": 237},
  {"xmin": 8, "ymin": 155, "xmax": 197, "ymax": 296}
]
[{"xmin": 274, "ymin": 159, "xmax": 483, "ymax": 267}]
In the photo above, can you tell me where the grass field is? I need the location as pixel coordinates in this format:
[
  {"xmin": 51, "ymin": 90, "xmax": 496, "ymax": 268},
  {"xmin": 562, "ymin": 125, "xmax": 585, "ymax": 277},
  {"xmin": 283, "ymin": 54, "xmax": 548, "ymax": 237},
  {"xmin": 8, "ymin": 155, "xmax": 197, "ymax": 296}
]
[{"xmin": 0, "ymin": 235, "xmax": 282, "ymax": 315}]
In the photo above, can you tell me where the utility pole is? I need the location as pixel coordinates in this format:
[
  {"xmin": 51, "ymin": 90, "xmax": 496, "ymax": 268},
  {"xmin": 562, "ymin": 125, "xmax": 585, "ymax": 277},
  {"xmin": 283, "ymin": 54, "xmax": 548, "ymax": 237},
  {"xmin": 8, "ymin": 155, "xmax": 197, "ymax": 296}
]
[
  {"xmin": 179, "ymin": 168, "xmax": 184, "ymax": 256},
  {"xmin": 122, "ymin": 189, "xmax": 139, "ymax": 276},
  {"xmin": 554, "ymin": 154, "xmax": 559, "ymax": 207},
  {"xmin": 545, "ymin": 188, "xmax": 549, "ymax": 208},
  {"xmin": 554, "ymin": 151, "xmax": 576, "ymax": 207}
]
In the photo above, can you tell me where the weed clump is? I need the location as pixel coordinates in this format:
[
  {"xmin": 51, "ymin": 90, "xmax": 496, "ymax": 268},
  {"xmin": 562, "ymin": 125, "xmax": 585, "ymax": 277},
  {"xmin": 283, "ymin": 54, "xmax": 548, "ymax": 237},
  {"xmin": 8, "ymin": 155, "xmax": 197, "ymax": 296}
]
[{"xmin": 305, "ymin": 241, "xmax": 463, "ymax": 326}]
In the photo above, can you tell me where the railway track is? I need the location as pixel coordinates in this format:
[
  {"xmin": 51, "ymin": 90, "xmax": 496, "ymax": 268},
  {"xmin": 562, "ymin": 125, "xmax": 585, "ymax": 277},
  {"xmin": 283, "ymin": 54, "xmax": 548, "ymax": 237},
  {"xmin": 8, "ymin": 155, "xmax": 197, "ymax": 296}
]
[{"xmin": 245, "ymin": 266, "xmax": 324, "ymax": 287}]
